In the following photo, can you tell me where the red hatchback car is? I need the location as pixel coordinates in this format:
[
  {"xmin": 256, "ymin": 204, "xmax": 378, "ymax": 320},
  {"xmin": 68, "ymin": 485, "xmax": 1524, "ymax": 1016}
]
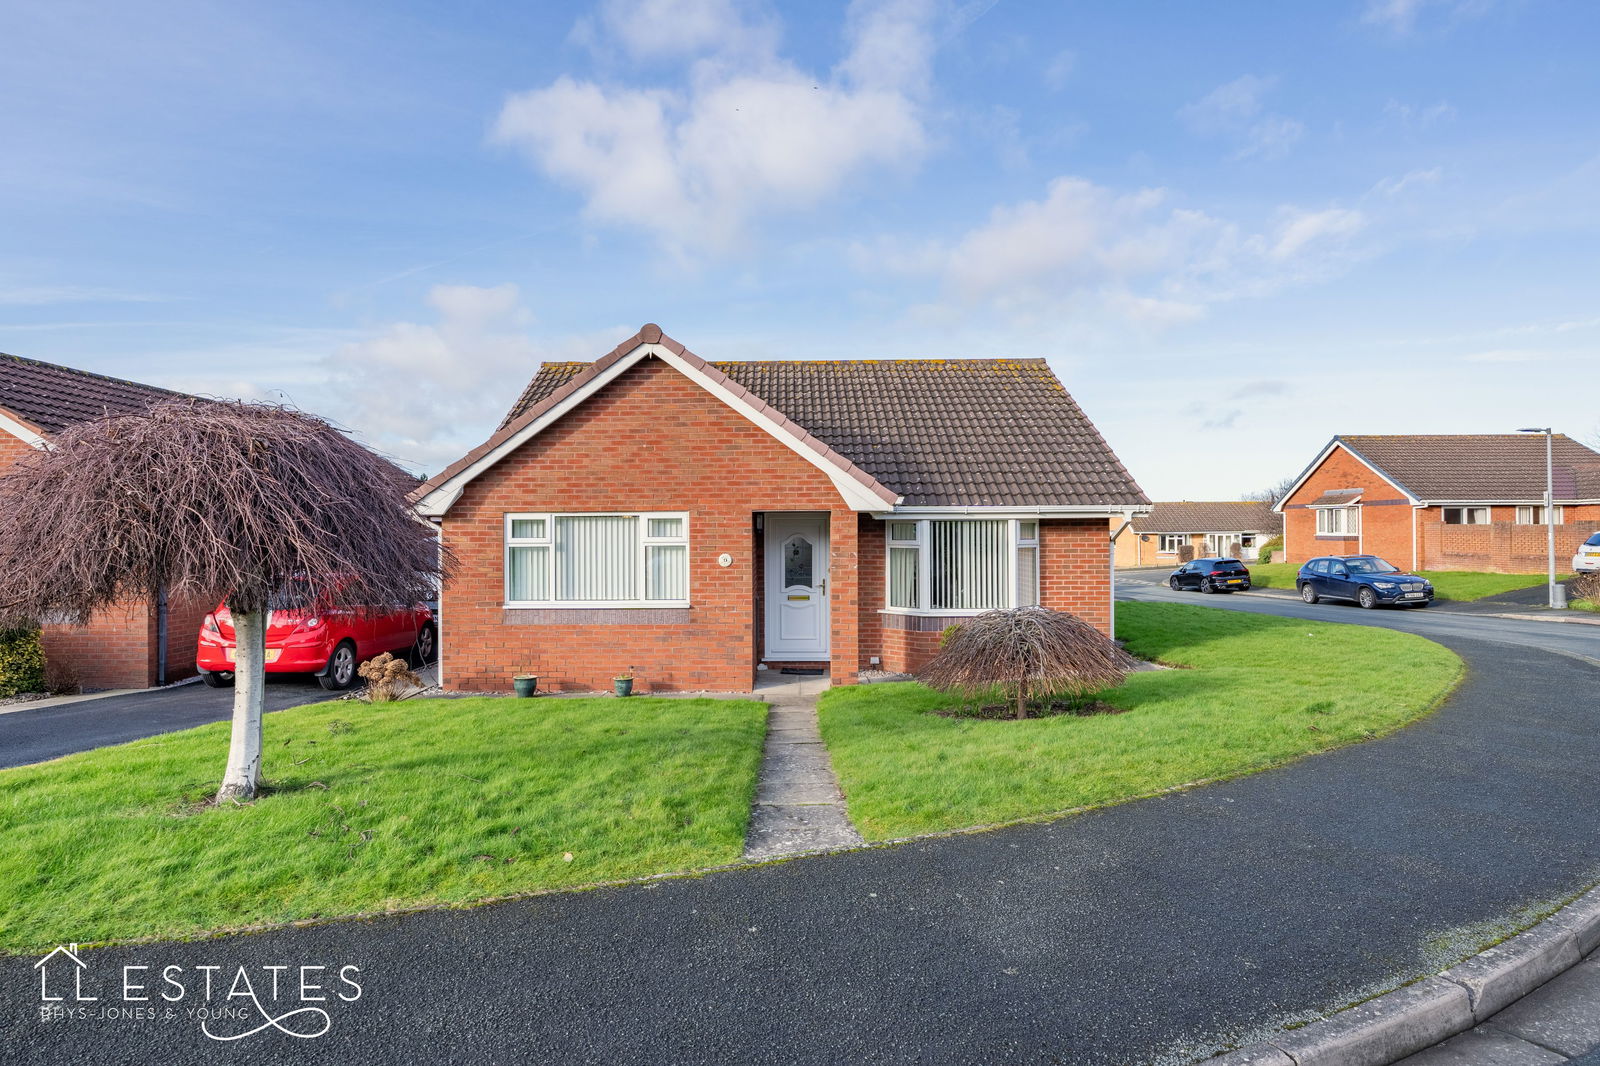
[{"xmin": 196, "ymin": 599, "xmax": 435, "ymax": 691}]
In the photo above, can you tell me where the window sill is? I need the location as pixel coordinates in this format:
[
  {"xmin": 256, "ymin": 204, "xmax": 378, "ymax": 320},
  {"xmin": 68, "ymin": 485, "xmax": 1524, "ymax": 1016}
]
[
  {"xmin": 504, "ymin": 601, "xmax": 692, "ymax": 610},
  {"xmin": 878, "ymin": 607, "xmax": 1005, "ymax": 618}
]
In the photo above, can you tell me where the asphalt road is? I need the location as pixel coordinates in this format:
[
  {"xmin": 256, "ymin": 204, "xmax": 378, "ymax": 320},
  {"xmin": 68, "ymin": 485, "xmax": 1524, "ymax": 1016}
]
[
  {"xmin": 4, "ymin": 596, "xmax": 1599, "ymax": 1063},
  {"xmin": 0, "ymin": 676, "xmax": 332, "ymax": 769}
]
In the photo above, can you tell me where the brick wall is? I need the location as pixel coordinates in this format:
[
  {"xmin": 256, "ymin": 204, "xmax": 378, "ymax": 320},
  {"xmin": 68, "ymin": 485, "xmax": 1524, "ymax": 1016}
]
[
  {"xmin": 439, "ymin": 358, "xmax": 861, "ymax": 693},
  {"xmin": 42, "ymin": 603, "xmax": 156, "ymax": 690},
  {"xmin": 1421, "ymin": 508, "xmax": 1600, "ymax": 573},
  {"xmin": 1280, "ymin": 445, "xmax": 1414, "ymax": 566}
]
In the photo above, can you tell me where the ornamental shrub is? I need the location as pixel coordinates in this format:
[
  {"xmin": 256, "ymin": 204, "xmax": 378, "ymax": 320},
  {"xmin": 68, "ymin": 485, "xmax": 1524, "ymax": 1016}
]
[{"xmin": 0, "ymin": 627, "xmax": 47, "ymax": 698}]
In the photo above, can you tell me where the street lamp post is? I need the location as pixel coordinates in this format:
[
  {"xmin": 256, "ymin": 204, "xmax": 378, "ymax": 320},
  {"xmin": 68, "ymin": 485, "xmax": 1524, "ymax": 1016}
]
[{"xmin": 1518, "ymin": 427, "xmax": 1563, "ymax": 609}]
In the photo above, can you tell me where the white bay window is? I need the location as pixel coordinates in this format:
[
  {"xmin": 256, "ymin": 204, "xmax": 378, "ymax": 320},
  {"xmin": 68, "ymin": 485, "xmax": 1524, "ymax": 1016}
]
[
  {"xmin": 1315, "ymin": 506, "xmax": 1361, "ymax": 535},
  {"xmin": 506, "ymin": 513, "xmax": 689, "ymax": 607},
  {"xmin": 885, "ymin": 519, "xmax": 1040, "ymax": 613}
]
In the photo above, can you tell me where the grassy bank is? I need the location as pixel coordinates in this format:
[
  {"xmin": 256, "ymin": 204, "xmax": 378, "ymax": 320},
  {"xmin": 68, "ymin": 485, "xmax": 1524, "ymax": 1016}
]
[
  {"xmin": 818, "ymin": 602, "xmax": 1461, "ymax": 840},
  {"xmin": 0, "ymin": 695, "xmax": 766, "ymax": 954}
]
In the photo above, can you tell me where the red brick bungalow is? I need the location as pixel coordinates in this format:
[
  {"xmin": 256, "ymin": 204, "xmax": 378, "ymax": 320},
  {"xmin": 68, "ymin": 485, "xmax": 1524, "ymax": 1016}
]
[
  {"xmin": 412, "ymin": 325, "xmax": 1149, "ymax": 693},
  {"xmin": 1112, "ymin": 500, "xmax": 1281, "ymax": 567},
  {"xmin": 0, "ymin": 352, "xmax": 212, "ymax": 689},
  {"xmin": 1274, "ymin": 434, "xmax": 1600, "ymax": 573}
]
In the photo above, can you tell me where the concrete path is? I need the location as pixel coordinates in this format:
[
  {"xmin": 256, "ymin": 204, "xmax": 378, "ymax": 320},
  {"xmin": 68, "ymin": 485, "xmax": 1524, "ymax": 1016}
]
[
  {"xmin": 742, "ymin": 672, "xmax": 863, "ymax": 861},
  {"xmin": 1400, "ymin": 948, "xmax": 1600, "ymax": 1064}
]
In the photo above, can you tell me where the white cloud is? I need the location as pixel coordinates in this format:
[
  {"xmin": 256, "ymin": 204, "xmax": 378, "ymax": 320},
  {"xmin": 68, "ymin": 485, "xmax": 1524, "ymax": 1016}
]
[
  {"xmin": 1178, "ymin": 75, "xmax": 1304, "ymax": 160},
  {"xmin": 326, "ymin": 284, "xmax": 624, "ymax": 473},
  {"xmin": 1383, "ymin": 98, "xmax": 1456, "ymax": 128},
  {"xmin": 581, "ymin": 0, "xmax": 773, "ymax": 62},
  {"xmin": 494, "ymin": 0, "xmax": 936, "ymax": 253},
  {"xmin": 1042, "ymin": 48, "xmax": 1076, "ymax": 91},
  {"xmin": 1270, "ymin": 207, "xmax": 1366, "ymax": 260},
  {"xmin": 0, "ymin": 285, "xmax": 167, "ymax": 306},
  {"xmin": 1362, "ymin": 0, "xmax": 1499, "ymax": 34},
  {"xmin": 863, "ymin": 175, "xmax": 1368, "ymax": 323},
  {"xmin": 1463, "ymin": 348, "xmax": 1545, "ymax": 363},
  {"xmin": 1373, "ymin": 167, "xmax": 1443, "ymax": 197}
]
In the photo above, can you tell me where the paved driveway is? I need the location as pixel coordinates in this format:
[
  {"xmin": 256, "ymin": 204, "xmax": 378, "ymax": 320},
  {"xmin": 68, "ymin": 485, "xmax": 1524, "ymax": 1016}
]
[
  {"xmin": 4, "ymin": 608, "xmax": 1599, "ymax": 1063},
  {"xmin": 0, "ymin": 676, "xmax": 332, "ymax": 769}
]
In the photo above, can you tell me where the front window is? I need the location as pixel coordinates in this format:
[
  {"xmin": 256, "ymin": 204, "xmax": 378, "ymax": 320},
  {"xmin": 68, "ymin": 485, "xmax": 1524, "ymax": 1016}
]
[
  {"xmin": 1442, "ymin": 507, "xmax": 1490, "ymax": 525},
  {"xmin": 1158, "ymin": 533, "xmax": 1187, "ymax": 554},
  {"xmin": 886, "ymin": 519, "xmax": 1040, "ymax": 613},
  {"xmin": 1516, "ymin": 505, "xmax": 1563, "ymax": 525},
  {"xmin": 1316, "ymin": 506, "xmax": 1360, "ymax": 535},
  {"xmin": 505, "ymin": 513, "xmax": 689, "ymax": 606}
]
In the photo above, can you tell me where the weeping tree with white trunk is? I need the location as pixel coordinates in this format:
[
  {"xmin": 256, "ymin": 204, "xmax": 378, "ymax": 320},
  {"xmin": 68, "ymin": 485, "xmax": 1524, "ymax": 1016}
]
[{"xmin": 0, "ymin": 399, "xmax": 444, "ymax": 803}]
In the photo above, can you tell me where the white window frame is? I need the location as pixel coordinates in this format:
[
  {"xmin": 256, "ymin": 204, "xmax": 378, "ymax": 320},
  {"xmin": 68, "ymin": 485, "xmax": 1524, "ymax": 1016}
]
[
  {"xmin": 504, "ymin": 512, "xmax": 690, "ymax": 609},
  {"xmin": 883, "ymin": 518, "xmax": 1040, "ymax": 616},
  {"xmin": 1516, "ymin": 505, "xmax": 1564, "ymax": 525},
  {"xmin": 1315, "ymin": 505, "xmax": 1361, "ymax": 535},
  {"xmin": 1157, "ymin": 533, "xmax": 1188, "ymax": 554},
  {"xmin": 1441, "ymin": 506, "xmax": 1490, "ymax": 526}
]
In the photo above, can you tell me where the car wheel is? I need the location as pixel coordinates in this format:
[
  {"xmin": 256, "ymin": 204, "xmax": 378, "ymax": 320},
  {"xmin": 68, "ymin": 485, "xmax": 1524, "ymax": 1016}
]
[
  {"xmin": 1169, "ymin": 576, "xmax": 1182, "ymax": 591},
  {"xmin": 1300, "ymin": 582, "xmax": 1319, "ymax": 604},
  {"xmin": 410, "ymin": 622, "xmax": 437, "ymax": 666},
  {"xmin": 200, "ymin": 669, "xmax": 234, "ymax": 688},
  {"xmin": 319, "ymin": 641, "xmax": 359, "ymax": 691},
  {"xmin": 1200, "ymin": 577, "xmax": 1215, "ymax": 594},
  {"xmin": 1358, "ymin": 587, "xmax": 1379, "ymax": 610}
]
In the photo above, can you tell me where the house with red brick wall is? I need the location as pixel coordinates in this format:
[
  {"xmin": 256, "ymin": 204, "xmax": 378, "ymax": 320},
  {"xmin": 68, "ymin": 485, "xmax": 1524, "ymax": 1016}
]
[
  {"xmin": 412, "ymin": 325, "xmax": 1150, "ymax": 694},
  {"xmin": 1273, "ymin": 434, "xmax": 1600, "ymax": 573},
  {"xmin": 1112, "ymin": 501, "xmax": 1281, "ymax": 567},
  {"xmin": 0, "ymin": 352, "xmax": 213, "ymax": 690}
]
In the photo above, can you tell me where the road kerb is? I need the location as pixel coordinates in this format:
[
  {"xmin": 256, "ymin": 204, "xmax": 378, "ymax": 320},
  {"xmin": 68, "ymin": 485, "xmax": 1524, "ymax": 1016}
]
[{"xmin": 1208, "ymin": 883, "xmax": 1600, "ymax": 1064}]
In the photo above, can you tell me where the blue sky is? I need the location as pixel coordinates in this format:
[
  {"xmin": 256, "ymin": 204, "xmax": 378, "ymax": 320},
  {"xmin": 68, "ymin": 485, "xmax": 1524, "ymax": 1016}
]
[{"xmin": 3, "ymin": 0, "xmax": 1597, "ymax": 498}]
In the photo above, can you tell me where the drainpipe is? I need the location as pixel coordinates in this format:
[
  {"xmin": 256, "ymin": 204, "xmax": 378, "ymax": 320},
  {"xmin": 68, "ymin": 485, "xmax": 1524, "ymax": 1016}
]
[
  {"xmin": 430, "ymin": 517, "xmax": 444, "ymax": 688},
  {"xmin": 1109, "ymin": 511, "xmax": 1137, "ymax": 639},
  {"xmin": 156, "ymin": 584, "xmax": 169, "ymax": 686}
]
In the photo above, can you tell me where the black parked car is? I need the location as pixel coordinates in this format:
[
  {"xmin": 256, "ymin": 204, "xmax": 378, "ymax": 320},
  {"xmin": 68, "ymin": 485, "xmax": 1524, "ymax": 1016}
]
[
  {"xmin": 1168, "ymin": 557, "xmax": 1252, "ymax": 593},
  {"xmin": 1296, "ymin": 555, "xmax": 1434, "ymax": 609}
]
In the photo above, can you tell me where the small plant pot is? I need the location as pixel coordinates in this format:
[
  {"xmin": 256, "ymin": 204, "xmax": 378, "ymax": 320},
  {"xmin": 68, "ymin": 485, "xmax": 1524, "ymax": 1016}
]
[
  {"xmin": 512, "ymin": 675, "xmax": 538, "ymax": 698},
  {"xmin": 613, "ymin": 677, "xmax": 634, "ymax": 698}
]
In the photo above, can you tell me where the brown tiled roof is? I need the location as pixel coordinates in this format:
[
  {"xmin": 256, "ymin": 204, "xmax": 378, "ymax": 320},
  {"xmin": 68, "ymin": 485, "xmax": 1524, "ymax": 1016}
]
[
  {"xmin": 490, "ymin": 332, "xmax": 1148, "ymax": 509},
  {"xmin": 1338, "ymin": 434, "xmax": 1600, "ymax": 501},
  {"xmin": 0, "ymin": 351, "xmax": 183, "ymax": 436},
  {"xmin": 1132, "ymin": 501, "xmax": 1282, "ymax": 535}
]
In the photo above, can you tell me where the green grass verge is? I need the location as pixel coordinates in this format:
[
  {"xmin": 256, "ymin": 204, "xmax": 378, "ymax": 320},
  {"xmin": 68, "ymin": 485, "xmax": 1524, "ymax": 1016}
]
[
  {"xmin": 0, "ymin": 696, "xmax": 766, "ymax": 955},
  {"xmin": 818, "ymin": 602, "xmax": 1461, "ymax": 840},
  {"xmin": 1244, "ymin": 562, "xmax": 1574, "ymax": 601}
]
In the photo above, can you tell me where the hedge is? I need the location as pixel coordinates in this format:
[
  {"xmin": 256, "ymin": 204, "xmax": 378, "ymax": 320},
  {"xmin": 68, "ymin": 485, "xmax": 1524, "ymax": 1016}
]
[{"xmin": 0, "ymin": 627, "xmax": 47, "ymax": 698}]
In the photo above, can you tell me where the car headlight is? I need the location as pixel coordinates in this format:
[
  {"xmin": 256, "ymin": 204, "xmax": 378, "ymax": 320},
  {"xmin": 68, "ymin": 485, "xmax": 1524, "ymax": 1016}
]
[{"xmin": 1373, "ymin": 581, "xmax": 1397, "ymax": 590}]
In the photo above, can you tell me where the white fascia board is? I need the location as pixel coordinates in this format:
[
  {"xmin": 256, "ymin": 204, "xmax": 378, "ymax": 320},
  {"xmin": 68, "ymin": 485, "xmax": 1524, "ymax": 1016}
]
[
  {"xmin": 1272, "ymin": 438, "xmax": 1419, "ymax": 511},
  {"xmin": 652, "ymin": 347, "xmax": 895, "ymax": 512},
  {"xmin": 1421, "ymin": 498, "xmax": 1600, "ymax": 507},
  {"xmin": 0, "ymin": 410, "xmax": 48, "ymax": 449},
  {"xmin": 872, "ymin": 504, "xmax": 1153, "ymax": 520},
  {"xmin": 413, "ymin": 345, "xmax": 659, "ymax": 518},
  {"xmin": 414, "ymin": 342, "xmax": 898, "ymax": 517}
]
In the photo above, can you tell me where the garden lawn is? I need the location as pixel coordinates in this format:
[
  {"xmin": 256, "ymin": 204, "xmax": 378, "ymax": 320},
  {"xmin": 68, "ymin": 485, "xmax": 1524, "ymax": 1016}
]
[
  {"xmin": 818, "ymin": 602, "xmax": 1460, "ymax": 840},
  {"xmin": 0, "ymin": 696, "xmax": 766, "ymax": 955},
  {"xmin": 1244, "ymin": 563, "xmax": 1573, "ymax": 601}
]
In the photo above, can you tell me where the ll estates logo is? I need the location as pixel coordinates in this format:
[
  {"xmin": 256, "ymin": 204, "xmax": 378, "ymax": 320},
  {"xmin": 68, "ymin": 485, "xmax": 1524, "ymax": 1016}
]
[{"xmin": 34, "ymin": 943, "xmax": 363, "ymax": 1041}]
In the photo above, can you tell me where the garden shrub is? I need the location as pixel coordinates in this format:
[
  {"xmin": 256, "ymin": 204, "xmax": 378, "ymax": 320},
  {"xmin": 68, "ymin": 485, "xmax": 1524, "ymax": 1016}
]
[
  {"xmin": 0, "ymin": 627, "xmax": 47, "ymax": 698},
  {"xmin": 1257, "ymin": 536, "xmax": 1283, "ymax": 564},
  {"xmin": 1571, "ymin": 572, "xmax": 1600, "ymax": 606}
]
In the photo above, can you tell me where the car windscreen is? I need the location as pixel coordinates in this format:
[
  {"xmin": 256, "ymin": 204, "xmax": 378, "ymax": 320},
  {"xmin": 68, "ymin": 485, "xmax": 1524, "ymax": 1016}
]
[
  {"xmin": 1588, "ymin": 532, "xmax": 1600, "ymax": 546},
  {"xmin": 1344, "ymin": 558, "xmax": 1399, "ymax": 574}
]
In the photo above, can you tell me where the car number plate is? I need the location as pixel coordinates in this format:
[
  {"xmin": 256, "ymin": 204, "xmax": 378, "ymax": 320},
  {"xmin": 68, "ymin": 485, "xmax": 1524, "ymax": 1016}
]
[
  {"xmin": 1226, "ymin": 579, "xmax": 1243, "ymax": 584},
  {"xmin": 224, "ymin": 648, "xmax": 281, "ymax": 663},
  {"xmin": 1401, "ymin": 592, "xmax": 1424, "ymax": 599}
]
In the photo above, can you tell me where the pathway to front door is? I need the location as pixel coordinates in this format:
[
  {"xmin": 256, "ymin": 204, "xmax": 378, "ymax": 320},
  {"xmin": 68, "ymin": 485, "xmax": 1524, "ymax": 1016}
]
[{"xmin": 742, "ymin": 673, "xmax": 863, "ymax": 861}]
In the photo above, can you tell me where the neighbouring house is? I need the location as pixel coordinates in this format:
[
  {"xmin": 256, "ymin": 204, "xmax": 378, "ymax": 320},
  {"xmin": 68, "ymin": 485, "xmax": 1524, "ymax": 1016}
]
[
  {"xmin": 0, "ymin": 352, "xmax": 213, "ymax": 690},
  {"xmin": 1274, "ymin": 434, "xmax": 1600, "ymax": 573},
  {"xmin": 412, "ymin": 324, "xmax": 1150, "ymax": 693},
  {"xmin": 1112, "ymin": 501, "xmax": 1282, "ymax": 567}
]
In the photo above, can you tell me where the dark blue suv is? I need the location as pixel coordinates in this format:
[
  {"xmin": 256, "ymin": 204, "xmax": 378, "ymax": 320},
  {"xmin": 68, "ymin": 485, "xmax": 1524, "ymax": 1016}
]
[{"xmin": 1297, "ymin": 556, "xmax": 1434, "ymax": 609}]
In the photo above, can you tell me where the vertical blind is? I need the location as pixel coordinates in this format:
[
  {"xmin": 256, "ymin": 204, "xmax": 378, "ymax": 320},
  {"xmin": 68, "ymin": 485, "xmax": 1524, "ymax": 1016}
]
[
  {"xmin": 888, "ymin": 546, "xmax": 919, "ymax": 607},
  {"xmin": 930, "ymin": 520, "xmax": 1008, "ymax": 610},
  {"xmin": 555, "ymin": 516, "xmax": 637, "ymax": 600}
]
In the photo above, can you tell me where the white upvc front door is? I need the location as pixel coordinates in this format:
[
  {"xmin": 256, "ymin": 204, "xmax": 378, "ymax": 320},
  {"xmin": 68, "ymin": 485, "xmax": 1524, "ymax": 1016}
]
[{"xmin": 763, "ymin": 514, "xmax": 830, "ymax": 661}]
